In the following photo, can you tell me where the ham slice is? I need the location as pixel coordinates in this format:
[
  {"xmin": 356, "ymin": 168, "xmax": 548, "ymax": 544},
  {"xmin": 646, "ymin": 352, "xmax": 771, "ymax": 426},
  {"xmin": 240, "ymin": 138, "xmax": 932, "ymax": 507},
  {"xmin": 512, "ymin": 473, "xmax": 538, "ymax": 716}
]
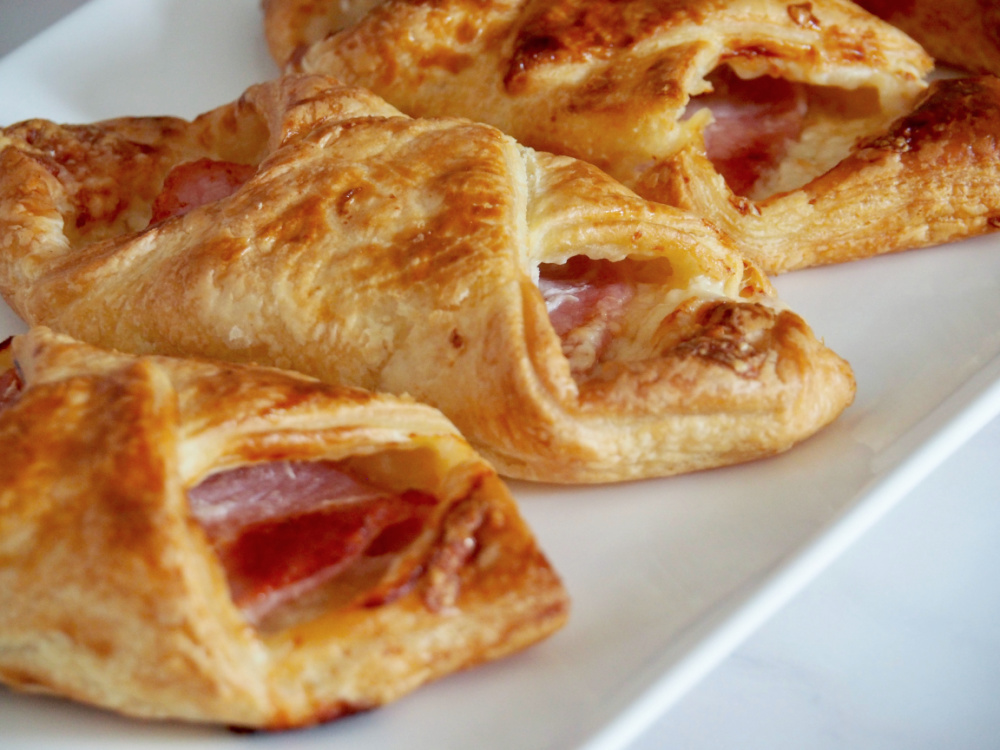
[
  {"xmin": 188, "ymin": 460, "xmax": 436, "ymax": 624},
  {"xmin": 538, "ymin": 256, "xmax": 635, "ymax": 374},
  {"xmin": 690, "ymin": 70, "xmax": 808, "ymax": 196},
  {"xmin": 149, "ymin": 158, "xmax": 256, "ymax": 224}
]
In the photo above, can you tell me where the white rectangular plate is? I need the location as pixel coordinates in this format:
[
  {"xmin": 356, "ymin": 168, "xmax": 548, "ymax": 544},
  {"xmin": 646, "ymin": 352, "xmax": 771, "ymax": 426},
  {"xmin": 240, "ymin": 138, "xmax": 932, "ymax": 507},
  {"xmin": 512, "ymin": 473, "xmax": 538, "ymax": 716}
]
[{"xmin": 2, "ymin": 2, "xmax": 1000, "ymax": 748}]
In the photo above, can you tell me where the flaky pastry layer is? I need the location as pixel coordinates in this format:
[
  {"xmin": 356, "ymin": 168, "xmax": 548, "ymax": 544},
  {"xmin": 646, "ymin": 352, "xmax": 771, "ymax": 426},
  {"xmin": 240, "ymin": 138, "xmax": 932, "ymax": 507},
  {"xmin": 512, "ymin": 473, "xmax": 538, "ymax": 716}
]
[
  {"xmin": 0, "ymin": 75, "xmax": 854, "ymax": 482},
  {"xmin": 856, "ymin": 0, "xmax": 1000, "ymax": 77},
  {"xmin": 0, "ymin": 327, "xmax": 568, "ymax": 728},
  {"xmin": 265, "ymin": 0, "xmax": 1000, "ymax": 273}
]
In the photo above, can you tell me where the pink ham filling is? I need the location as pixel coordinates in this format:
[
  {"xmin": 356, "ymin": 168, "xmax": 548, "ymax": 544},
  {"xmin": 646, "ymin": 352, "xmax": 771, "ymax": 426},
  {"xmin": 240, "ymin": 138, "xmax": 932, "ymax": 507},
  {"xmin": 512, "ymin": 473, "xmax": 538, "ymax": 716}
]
[
  {"xmin": 689, "ymin": 70, "xmax": 808, "ymax": 196},
  {"xmin": 188, "ymin": 460, "xmax": 436, "ymax": 624},
  {"xmin": 538, "ymin": 256, "xmax": 635, "ymax": 370},
  {"xmin": 148, "ymin": 158, "xmax": 256, "ymax": 224}
]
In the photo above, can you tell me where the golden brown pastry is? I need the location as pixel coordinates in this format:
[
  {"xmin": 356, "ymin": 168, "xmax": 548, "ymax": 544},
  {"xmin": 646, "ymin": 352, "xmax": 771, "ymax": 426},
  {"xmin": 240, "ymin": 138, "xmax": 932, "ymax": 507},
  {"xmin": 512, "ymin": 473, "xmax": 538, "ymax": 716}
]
[
  {"xmin": 0, "ymin": 327, "xmax": 568, "ymax": 728},
  {"xmin": 855, "ymin": 0, "xmax": 1000, "ymax": 76},
  {"xmin": 265, "ymin": 0, "xmax": 1000, "ymax": 273},
  {"xmin": 0, "ymin": 75, "xmax": 854, "ymax": 483}
]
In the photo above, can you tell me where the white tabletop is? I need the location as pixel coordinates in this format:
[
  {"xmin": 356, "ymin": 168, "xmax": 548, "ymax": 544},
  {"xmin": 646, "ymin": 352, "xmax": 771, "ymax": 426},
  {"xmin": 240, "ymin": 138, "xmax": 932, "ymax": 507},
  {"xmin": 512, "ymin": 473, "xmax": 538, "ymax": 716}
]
[{"xmin": 2, "ymin": 3, "xmax": 999, "ymax": 748}]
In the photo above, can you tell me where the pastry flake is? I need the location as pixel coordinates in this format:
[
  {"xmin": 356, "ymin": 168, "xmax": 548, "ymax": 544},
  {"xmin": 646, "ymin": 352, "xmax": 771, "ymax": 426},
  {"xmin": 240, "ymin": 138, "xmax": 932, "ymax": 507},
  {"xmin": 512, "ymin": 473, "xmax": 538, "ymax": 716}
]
[
  {"xmin": 0, "ymin": 327, "xmax": 568, "ymax": 728},
  {"xmin": 266, "ymin": 0, "xmax": 1000, "ymax": 273},
  {"xmin": 0, "ymin": 75, "xmax": 855, "ymax": 483}
]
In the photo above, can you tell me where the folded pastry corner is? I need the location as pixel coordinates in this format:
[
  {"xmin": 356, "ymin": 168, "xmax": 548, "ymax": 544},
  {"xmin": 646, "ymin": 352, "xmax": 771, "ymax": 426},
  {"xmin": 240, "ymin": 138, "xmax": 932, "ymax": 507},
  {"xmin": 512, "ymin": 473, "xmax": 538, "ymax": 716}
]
[
  {"xmin": 0, "ymin": 327, "xmax": 568, "ymax": 728},
  {"xmin": 855, "ymin": 0, "xmax": 1000, "ymax": 77},
  {"xmin": 0, "ymin": 74, "xmax": 854, "ymax": 483},
  {"xmin": 266, "ymin": 0, "xmax": 1000, "ymax": 273},
  {"xmin": 646, "ymin": 74, "xmax": 1000, "ymax": 272}
]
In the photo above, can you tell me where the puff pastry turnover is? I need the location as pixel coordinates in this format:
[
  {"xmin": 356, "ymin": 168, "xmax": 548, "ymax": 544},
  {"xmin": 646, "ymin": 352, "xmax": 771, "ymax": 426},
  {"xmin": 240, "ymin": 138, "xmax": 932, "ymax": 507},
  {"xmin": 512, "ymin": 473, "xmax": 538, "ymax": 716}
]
[
  {"xmin": 265, "ymin": 0, "xmax": 1000, "ymax": 273},
  {"xmin": 0, "ymin": 327, "xmax": 568, "ymax": 728},
  {"xmin": 855, "ymin": 0, "xmax": 1000, "ymax": 76},
  {"xmin": 0, "ymin": 75, "xmax": 854, "ymax": 483}
]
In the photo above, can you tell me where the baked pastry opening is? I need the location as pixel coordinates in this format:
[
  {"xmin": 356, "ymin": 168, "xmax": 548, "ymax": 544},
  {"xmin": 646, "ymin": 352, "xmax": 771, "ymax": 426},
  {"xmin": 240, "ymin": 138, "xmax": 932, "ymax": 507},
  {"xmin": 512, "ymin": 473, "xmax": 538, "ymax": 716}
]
[
  {"xmin": 686, "ymin": 65, "xmax": 884, "ymax": 199},
  {"xmin": 6, "ymin": 109, "xmax": 269, "ymax": 245},
  {"xmin": 538, "ymin": 254, "xmax": 725, "ymax": 380},
  {"xmin": 148, "ymin": 158, "xmax": 257, "ymax": 225},
  {"xmin": 187, "ymin": 451, "xmax": 486, "ymax": 633}
]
